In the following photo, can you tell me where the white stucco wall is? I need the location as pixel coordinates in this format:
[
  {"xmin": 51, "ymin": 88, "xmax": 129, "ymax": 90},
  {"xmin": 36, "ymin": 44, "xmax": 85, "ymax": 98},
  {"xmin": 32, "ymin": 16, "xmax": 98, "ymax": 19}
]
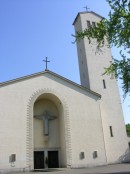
[{"xmin": 0, "ymin": 72, "xmax": 106, "ymax": 171}]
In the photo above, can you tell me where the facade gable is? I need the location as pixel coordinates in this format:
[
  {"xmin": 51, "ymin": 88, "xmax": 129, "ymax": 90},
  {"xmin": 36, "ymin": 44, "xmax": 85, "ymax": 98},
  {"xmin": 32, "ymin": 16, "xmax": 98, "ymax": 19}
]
[{"xmin": 0, "ymin": 70, "xmax": 101, "ymax": 99}]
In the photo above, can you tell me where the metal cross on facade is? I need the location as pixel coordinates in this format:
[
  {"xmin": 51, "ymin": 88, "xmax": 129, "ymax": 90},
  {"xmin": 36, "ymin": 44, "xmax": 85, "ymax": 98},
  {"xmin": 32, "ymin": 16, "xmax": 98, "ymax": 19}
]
[
  {"xmin": 83, "ymin": 5, "xmax": 90, "ymax": 11},
  {"xmin": 34, "ymin": 111, "xmax": 57, "ymax": 136},
  {"xmin": 43, "ymin": 57, "xmax": 50, "ymax": 70}
]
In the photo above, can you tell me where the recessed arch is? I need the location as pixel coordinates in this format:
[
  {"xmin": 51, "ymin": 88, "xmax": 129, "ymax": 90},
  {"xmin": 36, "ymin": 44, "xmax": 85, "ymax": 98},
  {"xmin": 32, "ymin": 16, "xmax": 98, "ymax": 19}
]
[{"xmin": 26, "ymin": 88, "xmax": 72, "ymax": 169}]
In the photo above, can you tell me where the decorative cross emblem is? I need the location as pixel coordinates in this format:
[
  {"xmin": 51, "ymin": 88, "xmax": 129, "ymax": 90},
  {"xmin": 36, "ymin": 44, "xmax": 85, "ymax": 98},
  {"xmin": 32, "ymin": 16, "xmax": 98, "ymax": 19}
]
[
  {"xmin": 34, "ymin": 111, "xmax": 57, "ymax": 136},
  {"xmin": 43, "ymin": 57, "xmax": 50, "ymax": 70}
]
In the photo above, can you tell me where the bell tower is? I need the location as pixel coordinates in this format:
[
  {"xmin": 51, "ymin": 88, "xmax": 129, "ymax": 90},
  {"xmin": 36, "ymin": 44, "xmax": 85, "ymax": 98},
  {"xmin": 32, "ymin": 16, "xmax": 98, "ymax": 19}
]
[
  {"xmin": 73, "ymin": 11, "xmax": 128, "ymax": 163},
  {"xmin": 73, "ymin": 11, "xmax": 113, "ymax": 92}
]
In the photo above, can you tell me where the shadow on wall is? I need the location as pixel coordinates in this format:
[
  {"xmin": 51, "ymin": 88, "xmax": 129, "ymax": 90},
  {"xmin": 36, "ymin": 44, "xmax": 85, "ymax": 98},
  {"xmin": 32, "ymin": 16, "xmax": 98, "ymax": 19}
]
[{"xmin": 119, "ymin": 148, "xmax": 130, "ymax": 163}]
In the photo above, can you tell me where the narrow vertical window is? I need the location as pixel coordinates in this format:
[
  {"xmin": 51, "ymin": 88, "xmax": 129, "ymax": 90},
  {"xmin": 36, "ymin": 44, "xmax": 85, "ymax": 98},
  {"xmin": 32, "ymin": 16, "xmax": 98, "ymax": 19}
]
[
  {"xmin": 109, "ymin": 126, "xmax": 114, "ymax": 137},
  {"xmin": 103, "ymin": 79, "xmax": 106, "ymax": 89},
  {"xmin": 87, "ymin": 20, "xmax": 91, "ymax": 28},
  {"xmin": 92, "ymin": 22, "xmax": 96, "ymax": 27}
]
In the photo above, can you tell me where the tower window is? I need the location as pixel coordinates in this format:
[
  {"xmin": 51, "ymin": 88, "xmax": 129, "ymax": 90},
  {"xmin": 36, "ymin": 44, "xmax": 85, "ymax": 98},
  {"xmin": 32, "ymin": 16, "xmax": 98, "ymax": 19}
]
[
  {"xmin": 87, "ymin": 20, "xmax": 91, "ymax": 28},
  {"xmin": 103, "ymin": 79, "xmax": 106, "ymax": 89},
  {"xmin": 92, "ymin": 22, "xmax": 96, "ymax": 27},
  {"xmin": 109, "ymin": 126, "xmax": 114, "ymax": 137}
]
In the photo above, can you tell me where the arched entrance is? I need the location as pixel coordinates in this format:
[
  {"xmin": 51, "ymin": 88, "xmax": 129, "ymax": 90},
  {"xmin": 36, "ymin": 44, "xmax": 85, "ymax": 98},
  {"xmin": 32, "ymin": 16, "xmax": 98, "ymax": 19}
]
[{"xmin": 33, "ymin": 93, "xmax": 66, "ymax": 169}]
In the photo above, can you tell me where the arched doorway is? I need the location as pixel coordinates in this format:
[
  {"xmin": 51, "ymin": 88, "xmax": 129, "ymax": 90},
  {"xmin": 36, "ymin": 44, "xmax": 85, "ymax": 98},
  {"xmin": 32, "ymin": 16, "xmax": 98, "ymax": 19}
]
[{"xmin": 33, "ymin": 93, "xmax": 66, "ymax": 169}]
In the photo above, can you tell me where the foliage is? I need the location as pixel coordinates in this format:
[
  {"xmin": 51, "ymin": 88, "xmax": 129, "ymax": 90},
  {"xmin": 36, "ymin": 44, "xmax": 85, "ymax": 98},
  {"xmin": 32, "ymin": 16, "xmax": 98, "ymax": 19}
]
[
  {"xmin": 126, "ymin": 124, "xmax": 130, "ymax": 136},
  {"xmin": 75, "ymin": 0, "xmax": 130, "ymax": 98}
]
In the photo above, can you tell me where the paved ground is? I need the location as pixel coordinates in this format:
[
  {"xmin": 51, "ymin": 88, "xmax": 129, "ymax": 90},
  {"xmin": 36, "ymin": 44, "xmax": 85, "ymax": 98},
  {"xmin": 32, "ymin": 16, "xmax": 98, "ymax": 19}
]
[{"xmin": 10, "ymin": 163, "xmax": 130, "ymax": 174}]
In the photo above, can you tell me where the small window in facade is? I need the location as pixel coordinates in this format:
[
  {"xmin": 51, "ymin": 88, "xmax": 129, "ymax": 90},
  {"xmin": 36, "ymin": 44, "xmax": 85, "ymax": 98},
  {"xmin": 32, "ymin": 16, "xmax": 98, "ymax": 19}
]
[
  {"xmin": 103, "ymin": 79, "xmax": 106, "ymax": 89},
  {"xmin": 92, "ymin": 22, "xmax": 96, "ymax": 27},
  {"xmin": 80, "ymin": 152, "xmax": 85, "ymax": 159},
  {"xmin": 93, "ymin": 151, "xmax": 98, "ymax": 158},
  {"xmin": 9, "ymin": 154, "xmax": 16, "ymax": 163},
  {"xmin": 87, "ymin": 20, "xmax": 91, "ymax": 28},
  {"xmin": 109, "ymin": 126, "xmax": 114, "ymax": 137}
]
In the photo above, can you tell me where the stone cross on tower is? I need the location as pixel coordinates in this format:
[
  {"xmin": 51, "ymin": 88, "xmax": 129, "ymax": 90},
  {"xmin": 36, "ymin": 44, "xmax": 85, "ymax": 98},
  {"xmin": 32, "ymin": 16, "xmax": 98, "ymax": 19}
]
[
  {"xmin": 83, "ymin": 5, "xmax": 90, "ymax": 11},
  {"xmin": 34, "ymin": 111, "xmax": 57, "ymax": 136}
]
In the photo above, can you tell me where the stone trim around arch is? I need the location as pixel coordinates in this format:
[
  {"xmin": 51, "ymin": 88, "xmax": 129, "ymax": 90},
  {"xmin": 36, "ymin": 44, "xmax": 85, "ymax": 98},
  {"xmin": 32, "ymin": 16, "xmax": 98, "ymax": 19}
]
[{"xmin": 26, "ymin": 88, "xmax": 72, "ymax": 169}]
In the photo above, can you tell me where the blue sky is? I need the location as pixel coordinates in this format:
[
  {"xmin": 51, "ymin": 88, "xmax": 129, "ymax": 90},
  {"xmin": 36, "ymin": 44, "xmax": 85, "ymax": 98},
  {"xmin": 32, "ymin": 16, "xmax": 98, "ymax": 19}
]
[{"xmin": 0, "ymin": 0, "xmax": 130, "ymax": 123}]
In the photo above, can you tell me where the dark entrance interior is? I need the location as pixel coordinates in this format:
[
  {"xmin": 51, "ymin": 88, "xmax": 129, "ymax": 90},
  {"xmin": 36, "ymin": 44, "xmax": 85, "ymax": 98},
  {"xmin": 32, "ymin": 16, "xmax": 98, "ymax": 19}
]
[
  {"xmin": 48, "ymin": 151, "xmax": 59, "ymax": 168},
  {"xmin": 34, "ymin": 150, "xmax": 59, "ymax": 169},
  {"xmin": 34, "ymin": 151, "xmax": 44, "ymax": 169}
]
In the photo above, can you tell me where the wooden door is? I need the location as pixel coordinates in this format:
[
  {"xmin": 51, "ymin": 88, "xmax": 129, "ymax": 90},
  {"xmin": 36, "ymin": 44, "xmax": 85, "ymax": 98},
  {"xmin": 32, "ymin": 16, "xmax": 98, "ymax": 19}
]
[
  {"xmin": 48, "ymin": 151, "xmax": 59, "ymax": 168},
  {"xmin": 34, "ymin": 151, "xmax": 44, "ymax": 169}
]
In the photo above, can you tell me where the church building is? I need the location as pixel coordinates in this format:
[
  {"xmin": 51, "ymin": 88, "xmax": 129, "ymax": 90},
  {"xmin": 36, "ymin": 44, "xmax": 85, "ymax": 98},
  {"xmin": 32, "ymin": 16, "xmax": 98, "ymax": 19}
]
[{"xmin": 0, "ymin": 11, "xmax": 128, "ymax": 172}]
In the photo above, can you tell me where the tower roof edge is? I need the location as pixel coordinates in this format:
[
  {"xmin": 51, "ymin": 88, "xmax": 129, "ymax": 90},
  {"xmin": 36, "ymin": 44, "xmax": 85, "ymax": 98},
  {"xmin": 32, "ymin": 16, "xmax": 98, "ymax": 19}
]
[{"xmin": 72, "ymin": 11, "xmax": 104, "ymax": 25}]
